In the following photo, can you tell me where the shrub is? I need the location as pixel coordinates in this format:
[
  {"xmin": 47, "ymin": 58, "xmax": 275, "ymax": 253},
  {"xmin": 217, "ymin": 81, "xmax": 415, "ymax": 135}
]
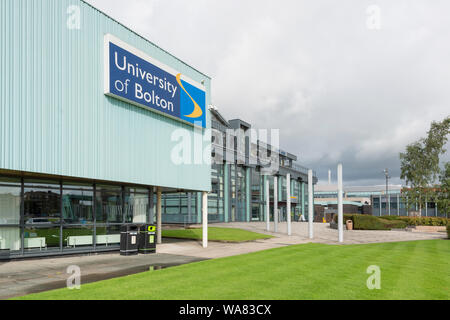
[
  {"xmin": 352, "ymin": 215, "xmax": 390, "ymax": 230},
  {"xmin": 447, "ymin": 225, "xmax": 450, "ymax": 239},
  {"xmin": 331, "ymin": 214, "xmax": 448, "ymax": 230},
  {"xmin": 380, "ymin": 216, "xmax": 402, "ymax": 221},
  {"xmin": 378, "ymin": 218, "xmax": 408, "ymax": 229},
  {"xmin": 398, "ymin": 216, "xmax": 448, "ymax": 226},
  {"xmin": 372, "ymin": 216, "xmax": 449, "ymax": 226}
]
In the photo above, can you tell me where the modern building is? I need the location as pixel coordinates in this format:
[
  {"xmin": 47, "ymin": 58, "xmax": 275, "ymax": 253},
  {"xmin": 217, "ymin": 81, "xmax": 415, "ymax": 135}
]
[
  {"xmin": 314, "ymin": 185, "xmax": 446, "ymax": 218},
  {"xmin": 159, "ymin": 108, "xmax": 318, "ymax": 225},
  {"xmin": 0, "ymin": 0, "xmax": 317, "ymax": 259}
]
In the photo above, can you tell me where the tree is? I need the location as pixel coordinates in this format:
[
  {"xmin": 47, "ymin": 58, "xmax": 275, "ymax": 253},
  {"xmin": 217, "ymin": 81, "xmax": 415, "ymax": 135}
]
[
  {"xmin": 400, "ymin": 116, "xmax": 450, "ymax": 215},
  {"xmin": 436, "ymin": 162, "xmax": 450, "ymax": 218}
]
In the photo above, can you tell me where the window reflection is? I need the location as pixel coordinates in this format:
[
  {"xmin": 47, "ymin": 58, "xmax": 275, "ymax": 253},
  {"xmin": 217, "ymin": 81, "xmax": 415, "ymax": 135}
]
[
  {"xmin": 24, "ymin": 180, "xmax": 61, "ymax": 224},
  {"xmin": 62, "ymin": 187, "xmax": 94, "ymax": 224},
  {"xmin": 96, "ymin": 186, "xmax": 123, "ymax": 224},
  {"xmin": 24, "ymin": 226, "xmax": 60, "ymax": 251},
  {"xmin": 0, "ymin": 182, "xmax": 21, "ymax": 225},
  {"xmin": 124, "ymin": 192, "xmax": 148, "ymax": 224}
]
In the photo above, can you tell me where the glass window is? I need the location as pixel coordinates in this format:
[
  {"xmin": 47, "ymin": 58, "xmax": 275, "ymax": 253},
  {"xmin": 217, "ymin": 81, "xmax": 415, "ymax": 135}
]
[
  {"xmin": 63, "ymin": 225, "xmax": 94, "ymax": 251},
  {"xmin": 0, "ymin": 179, "xmax": 21, "ymax": 225},
  {"xmin": 24, "ymin": 226, "xmax": 60, "ymax": 252},
  {"xmin": 95, "ymin": 186, "xmax": 123, "ymax": 224},
  {"xmin": 165, "ymin": 206, "xmax": 180, "ymax": 214},
  {"xmin": 24, "ymin": 180, "xmax": 61, "ymax": 224},
  {"xmin": 124, "ymin": 187, "xmax": 149, "ymax": 194},
  {"xmin": 0, "ymin": 226, "xmax": 21, "ymax": 251},
  {"xmin": 373, "ymin": 197, "xmax": 380, "ymax": 209},
  {"xmin": 95, "ymin": 225, "xmax": 121, "ymax": 248},
  {"xmin": 124, "ymin": 192, "xmax": 149, "ymax": 223},
  {"xmin": 62, "ymin": 188, "xmax": 94, "ymax": 225}
]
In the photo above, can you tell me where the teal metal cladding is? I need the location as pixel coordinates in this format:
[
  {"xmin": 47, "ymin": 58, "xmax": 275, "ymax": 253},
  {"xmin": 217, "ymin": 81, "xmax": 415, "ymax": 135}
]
[{"xmin": 0, "ymin": 0, "xmax": 211, "ymax": 191}]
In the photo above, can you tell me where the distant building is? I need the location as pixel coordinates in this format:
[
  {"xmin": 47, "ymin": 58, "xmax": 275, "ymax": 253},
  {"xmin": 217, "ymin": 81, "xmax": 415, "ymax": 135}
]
[{"xmin": 314, "ymin": 185, "xmax": 446, "ymax": 218}]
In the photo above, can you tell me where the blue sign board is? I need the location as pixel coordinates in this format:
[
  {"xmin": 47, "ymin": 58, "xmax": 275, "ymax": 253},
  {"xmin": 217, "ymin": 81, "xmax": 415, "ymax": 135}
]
[{"xmin": 104, "ymin": 34, "xmax": 206, "ymax": 128}]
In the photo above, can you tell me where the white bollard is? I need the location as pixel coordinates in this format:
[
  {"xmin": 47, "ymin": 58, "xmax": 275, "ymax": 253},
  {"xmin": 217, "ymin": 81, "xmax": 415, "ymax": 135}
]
[
  {"xmin": 338, "ymin": 164, "xmax": 344, "ymax": 243},
  {"xmin": 157, "ymin": 187, "xmax": 162, "ymax": 244},
  {"xmin": 266, "ymin": 177, "xmax": 270, "ymax": 231},
  {"xmin": 308, "ymin": 170, "xmax": 314, "ymax": 239},
  {"xmin": 202, "ymin": 192, "xmax": 208, "ymax": 248},
  {"xmin": 287, "ymin": 174, "xmax": 291, "ymax": 236},
  {"xmin": 274, "ymin": 176, "xmax": 278, "ymax": 233}
]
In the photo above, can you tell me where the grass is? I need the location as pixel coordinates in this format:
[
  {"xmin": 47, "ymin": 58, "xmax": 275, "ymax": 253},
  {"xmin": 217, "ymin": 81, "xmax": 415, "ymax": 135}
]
[
  {"xmin": 15, "ymin": 240, "xmax": 450, "ymax": 300},
  {"xmin": 162, "ymin": 227, "xmax": 274, "ymax": 242}
]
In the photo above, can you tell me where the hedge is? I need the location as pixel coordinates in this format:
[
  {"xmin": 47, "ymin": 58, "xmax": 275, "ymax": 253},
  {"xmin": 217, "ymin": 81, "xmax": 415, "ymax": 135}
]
[
  {"xmin": 447, "ymin": 225, "xmax": 450, "ymax": 239},
  {"xmin": 378, "ymin": 216, "xmax": 449, "ymax": 226},
  {"xmin": 333, "ymin": 214, "xmax": 407, "ymax": 230},
  {"xmin": 334, "ymin": 214, "xmax": 449, "ymax": 226},
  {"xmin": 352, "ymin": 215, "xmax": 390, "ymax": 230}
]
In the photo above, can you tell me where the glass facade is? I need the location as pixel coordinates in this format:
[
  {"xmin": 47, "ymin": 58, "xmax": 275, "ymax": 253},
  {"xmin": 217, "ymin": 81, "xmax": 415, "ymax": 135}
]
[
  {"xmin": 209, "ymin": 164, "xmax": 225, "ymax": 222},
  {"xmin": 0, "ymin": 176, "xmax": 155, "ymax": 257},
  {"xmin": 160, "ymin": 193, "xmax": 198, "ymax": 224},
  {"xmin": 251, "ymin": 168, "xmax": 264, "ymax": 221},
  {"xmin": 0, "ymin": 177, "xmax": 21, "ymax": 253},
  {"xmin": 0, "ymin": 166, "xmax": 314, "ymax": 259},
  {"xmin": 0, "ymin": 113, "xmax": 317, "ymax": 259},
  {"xmin": 232, "ymin": 165, "xmax": 247, "ymax": 222},
  {"xmin": 372, "ymin": 194, "xmax": 444, "ymax": 217}
]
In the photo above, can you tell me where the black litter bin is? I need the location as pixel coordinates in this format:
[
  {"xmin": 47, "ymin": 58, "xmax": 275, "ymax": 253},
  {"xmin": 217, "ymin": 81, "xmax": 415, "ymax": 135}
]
[
  {"xmin": 139, "ymin": 225, "xmax": 156, "ymax": 254},
  {"xmin": 120, "ymin": 225, "xmax": 139, "ymax": 256}
]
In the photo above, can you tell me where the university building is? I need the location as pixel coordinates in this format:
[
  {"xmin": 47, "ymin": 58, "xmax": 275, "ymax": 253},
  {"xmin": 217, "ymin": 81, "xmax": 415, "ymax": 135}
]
[{"xmin": 0, "ymin": 0, "xmax": 316, "ymax": 259}]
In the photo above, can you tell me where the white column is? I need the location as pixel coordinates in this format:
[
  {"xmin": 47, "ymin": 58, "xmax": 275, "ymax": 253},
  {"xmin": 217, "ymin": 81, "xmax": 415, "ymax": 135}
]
[
  {"xmin": 287, "ymin": 174, "xmax": 292, "ymax": 236},
  {"xmin": 388, "ymin": 192, "xmax": 391, "ymax": 216},
  {"xmin": 202, "ymin": 191, "xmax": 208, "ymax": 248},
  {"xmin": 308, "ymin": 170, "xmax": 314, "ymax": 239},
  {"xmin": 338, "ymin": 164, "xmax": 344, "ymax": 243},
  {"xmin": 156, "ymin": 187, "xmax": 162, "ymax": 244},
  {"xmin": 265, "ymin": 177, "xmax": 270, "ymax": 231},
  {"xmin": 274, "ymin": 176, "xmax": 278, "ymax": 233}
]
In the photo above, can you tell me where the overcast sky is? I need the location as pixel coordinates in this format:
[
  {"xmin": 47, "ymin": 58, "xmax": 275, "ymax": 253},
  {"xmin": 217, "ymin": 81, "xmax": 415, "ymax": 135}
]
[{"xmin": 86, "ymin": 0, "xmax": 449, "ymax": 186}]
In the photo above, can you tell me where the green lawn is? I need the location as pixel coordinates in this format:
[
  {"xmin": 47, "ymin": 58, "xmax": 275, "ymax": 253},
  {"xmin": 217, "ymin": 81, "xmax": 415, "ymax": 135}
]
[
  {"xmin": 16, "ymin": 240, "xmax": 449, "ymax": 300},
  {"xmin": 162, "ymin": 227, "xmax": 274, "ymax": 242}
]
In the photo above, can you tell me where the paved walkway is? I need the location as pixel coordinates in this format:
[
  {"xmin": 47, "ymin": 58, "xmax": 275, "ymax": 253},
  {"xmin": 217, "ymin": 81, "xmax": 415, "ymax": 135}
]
[
  {"xmin": 156, "ymin": 222, "xmax": 446, "ymax": 259},
  {"xmin": 217, "ymin": 222, "xmax": 446, "ymax": 245},
  {"xmin": 0, "ymin": 250, "xmax": 205, "ymax": 299},
  {"xmin": 0, "ymin": 222, "xmax": 446, "ymax": 299}
]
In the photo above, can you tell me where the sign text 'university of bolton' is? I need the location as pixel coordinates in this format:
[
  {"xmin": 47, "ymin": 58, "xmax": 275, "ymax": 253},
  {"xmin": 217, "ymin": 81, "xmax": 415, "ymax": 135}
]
[{"xmin": 104, "ymin": 34, "xmax": 206, "ymax": 128}]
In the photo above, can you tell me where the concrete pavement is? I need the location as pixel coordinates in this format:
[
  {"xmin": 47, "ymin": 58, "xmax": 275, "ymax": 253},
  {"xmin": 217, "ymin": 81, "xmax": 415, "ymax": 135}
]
[{"xmin": 0, "ymin": 250, "xmax": 205, "ymax": 299}]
